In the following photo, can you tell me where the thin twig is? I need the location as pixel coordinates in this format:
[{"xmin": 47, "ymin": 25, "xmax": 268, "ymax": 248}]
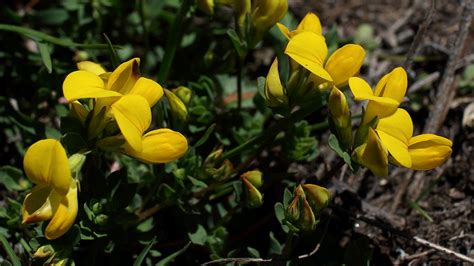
[
  {"xmin": 413, "ymin": 237, "xmax": 474, "ymax": 263},
  {"xmin": 424, "ymin": 0, "xmax": 474, "ymax": 133},
  {"xmin": 408, "ymin": 71, "xmax": 440, "ymax": 94},
  {"xmin": 404, "ymin": 0, "xmax": 436, "ymax": 70}
]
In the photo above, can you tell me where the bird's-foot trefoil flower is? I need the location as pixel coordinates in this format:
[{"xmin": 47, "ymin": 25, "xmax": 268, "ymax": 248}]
[
  {"xmin": 264, "ymin": 58, "xmax": 288, "ymax": 107},
  {"xmin": 376, "ymin": 108, "xmax": 452, "ymax": 170},
  {"xmin": 285, "ymin": 31, "xmax": 365, "ymax": 89},
  {"xmin": 21, "ymin": 139, "xmax": 78, "ymax": 240},
  {"xmin": 349, "ymin": 67, "xmax": 407, "ymax": 124},
  {"xmin": 63, "ymin": 58, "xmax": 163, "ymax": 152}
]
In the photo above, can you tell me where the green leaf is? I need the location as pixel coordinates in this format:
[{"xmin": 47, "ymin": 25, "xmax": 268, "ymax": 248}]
[
  {"xmin": 0, "ymin": 234, "xmax": 21, "ymax": 266},
  {"xmin": 188, "ymin": 224, "xmax": 207, "ymax": 246},
  {"xmin": 133, "ymin": 236, "xmax": 157, "ymax": 266},
  {"xmin": 37, "ymin": 42, "xmax": 52, "ymax": 73},
  {"xmin": 328, "ymin": 134, "xmax": 352, "ymax": 169},
  {"xmin": 247, "ymin": 247, "xmax": 260, "ymax": 258},
  {"xmin": 0, "ymin": 166, "xmax": 25, "ymax": 192},
  {"xmin": 283, "ymin": 188, "xmax": 293, "ymax": 209},
  {"xmin": 227, "ymin": 29, "xmax": 247, "ymax": 59},
  {"xmin": 0, "ymin": 24, "xmax": 116, "ymax": 49},
  {"xmin": 103, "ymin": 33, "xmax": 119, "ymax": 68},
  {"xmin": 274, "ymin": 202, "xmax": 289, "ymax": 233},
  {"xmin": 257, "ymin": 76, "xmax": 266, "ymax": 99},
  {"xmin": 35, "ymin": 8, "xmax": 69, "ymax": 25},
  {"xmin": 156, "ymin": 242, "xmax": 191, "ymax": 266},
  {"xmin": 187, "ymin": 176, "xmax": 207, "ymax": 188},
  {"xmin": 193, "ymin": 123, "xmax": 215, "ymax": 148},
  {"xmin": 269, "ymin": 232, "xmax": 282, "ymax": 255}
]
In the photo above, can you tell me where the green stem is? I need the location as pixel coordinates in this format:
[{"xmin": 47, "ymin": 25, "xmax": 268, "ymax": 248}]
[
  {"xmin": 0, "ymin": 24, "xmax": 117, "ymax": 49},
  {"xmin": 221, "ymin": 105, "xmax": 320, "ymax": 161},
  {"xmin": 237, "ymin": 59, "xmax": 243, "ymax": 111},
  {"xmin": 157, "ymin": 0, "xmax": 192, "ymax": 83},
  {"xmin": 138, "ymin": 0, "xmax": 150, "ymax": 59}
]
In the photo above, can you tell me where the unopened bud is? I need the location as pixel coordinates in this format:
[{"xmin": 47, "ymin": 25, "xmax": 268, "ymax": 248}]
[
  {"xmin": 299, "ymin": 199, "xmax": 317, "ymax": 232},
  {"xmin": 164, "ymin": 89, "xmax": 188, "ymax": 130},
  {"xmin": 68, "ymin": 153, "xmax": 87, "ymax": 174},
  {"xmin": 241, "ymin": 176, "xmax": 263, "ymax": 208},
  {"xmin": 264, "ymin": 58, "xmax": 287, "ymax": 107},
  {"xmin": 302, "ymin": 184, "xmax": 330, "ymax": 214},
  {"xmin": 33, "ymin": 245, "xmax": 54, "ymax": 259},
  {"xmin": 172, "ymin": 86, "xmax": 192, "ymax": 106},
  {"xmin": 240, "ymin": 170, "xmax": 263, "ymax": 188}
]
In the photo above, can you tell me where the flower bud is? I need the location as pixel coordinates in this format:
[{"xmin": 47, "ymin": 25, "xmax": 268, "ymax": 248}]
[
  {"xmin": 302, "ymin": 184, "xmax": 330, "ymax": 214},
  {"xmin": 69, "ymin": 101, "xmax": 89, "ymax": 124},
  {"xmin": 328, "ymin": 87, "xmax": 352, "ymax": 149},
  {"xmin": 299, "ymin": 198, "xmax": 317, "ymax": 232},
  {"xmin": 33, "ymin": 245, "xmax": 54, "ymax": 259},
  {"xmin": 264, "ymin": 58, "xmax": 287, "ymax": 107},
  {"xmin": 241, "ymin": 175, "xmax": 263, "ymax": 208},
  {"xmin": 164, "ymin": 89, "xmax": 188, "ymax": 130},
  {"xmin": 172, "ymin": 86, "xmax": 192, "ymax": 106},
  {"xmin": 286, "ymin": 185, "xmax": 305, "ymax": 222},
  {"xmin": 251, "ymin": 0, "xmax": 288, "ymax": 38},
  {"xmin": 68, "ymin": 153, "xmax": 87, "ymax": 175},
  {"xmin": 240, "ymin": 170, "xmax": 263, "ymax": 188}
]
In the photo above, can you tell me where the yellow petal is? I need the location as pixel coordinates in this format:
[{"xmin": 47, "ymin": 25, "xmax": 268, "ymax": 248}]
[
  {"xmin": 285, "ymin": 32, "xmax": 332, "ymax": 81},
  {"xmin": 107, "ymin": 58, "xmax": 140, "ymax": 95},
  {"xmin": 376, "ymin": 130, "xmax": 412, "ymax": 168},
  {"xmin": 408, "ymin": 134, "xmax": 453, "ymax": 148},
  {"xmin": 374, "ymin": 67, "xmax": 407, "ymax": 103},
  {"xmin": 76, "ymin": 61, "xmax": 106, "ymax": 76},
  {"xmin": 123, "ymin": 129, "xmax": 188, "ymax": 164},
  {"xmin": 355, "ymin": 128, "xmax": 388, "ymax": 176},
  {"xmin": 294, "ymin": 12, "xmax": 323, "ymax": 36},
  {"xmin": 325, "ymin": 44, "xmax": 365, "ymax": 87},
  {"xmin": 407, "ymin": 134, "xmax": 452, "ymax": 170},
  {"xmin": 22, "ymin": 185, "xmax": 62, "ymax": 223},
  {"xmin": 363, "ymin": 96, "xmax": 400, "ymax": 124},
  {"xmin": 128, "ymin": 77, "xmax": 164, "ymax": 107},
  {"xmin": 110, "ymin": 95, "xmax": 151, "ymax": 152},
  {"xmin": 408, "ymin": 145, "xmax": 452, "ymax": 170},
  {"xmin": 23, "ymin": 139, "xmax": 72, "ymax": 195},
  {"xmin": 196, "ymin": 0, "xmax": 214, "ymax": 15},
  {"xmin": 377, "ymin": 108, "xmax": 413, "ymax": 144},
  {"xmin": 45, "ymin": 182, "xmax": 78, "ymax": 240},
  {"xmin": 348, "ymin": 77, "xmax": 374, "ymax": 100},
  {"xmin": 63, "ymin": 71, "xmax": 121, "ymax": 102},
  {"xmin": 276, "ymin": 23, "xmax": 291, "ymax": 39},
  {"xmin": 265, "ymin": 58, "xmax": 287, "ymax": 106}
]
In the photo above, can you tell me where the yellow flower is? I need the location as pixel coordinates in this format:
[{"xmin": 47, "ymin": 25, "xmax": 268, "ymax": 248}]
[
  {"xmin": 22, "ymin": 139, "xmax": 78, "ymax": 240},
  {"xmin": 376, "ymin": 108, "xmax": 452, "ymax": 170},
  {"xmin": 63, "ymin": 58, "xmax": 164, "ymax": 152},
  {"xmin": 285, "ymin": 31, "xmax": 365, "ymax": 88},
  {"xmin": 264, "ymin": 58, "xmax": 287, "ymax": 107},
  {"xmin": 277, "ymin": 12, "xmax": 322, "ymax": 39},
  {"xmin": 251, "ymin": 0, "xmax": 288, "ymax": 37},
  {"xmin": 348, "ymin": 67, "xmax": 407, "ymax": 124}
]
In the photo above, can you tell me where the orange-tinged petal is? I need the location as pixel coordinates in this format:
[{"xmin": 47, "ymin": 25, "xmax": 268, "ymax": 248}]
[
  {"xmin": 63, "ymin": 71, "xmax": 121, "ymax": 102},
  {"xmin": 374, "ymin": 67, "xmax": 407, "ymax": 103},
  {"xmin": 377, "ymin": 130, "xmax": 412, "ymax": 168},
  {"xmin": 128, "ymin": 77, "xmax": 164, "ymax": 107},
  {"xmin": 377, "ymin": 108, "xmax": 413, "ymax": 144},
  {"xmin": 107, "ymin": 58, "xmax": 140, "ymax": 95},
  {"xmin": 348, "ymin": 77, "xmax": 374, "ymax": 100},
  {"xmin": 76, "ymin": 61, "xmax": 106, "ymax": 76},
  {"xmin": 123, "ymin": 129, "xmax": 188, "ymax": 164},
  {"xmin": 23, "ymin": 139, "xmax": 72, "ymax": 195},
  {"xmin": 325, "ymin": 44, "xmax": 365, "ymax": 87},
  {"xmin": 22, "ymin": 185, "xmax": 62, "ymax": 224},
  {"xmin": 285, "ymin": 32, "xmax": 332, "ymax": 81},
  {"xmin": 110, "ymin": 95, "xmax": 151, "ymax": 152},
  {"xmin": 45, "ymin": 182, "xmax": 78, "ymax": 240}
]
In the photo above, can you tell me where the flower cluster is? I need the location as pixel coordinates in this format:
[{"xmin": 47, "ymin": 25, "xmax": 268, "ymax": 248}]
[
  {"xmin": 21, "ymin": 59, "xmax": 189, "ymax": 239},
  {"xmin": 264, "ymin": 12, "xmax": 452, "ymax": 176}
]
